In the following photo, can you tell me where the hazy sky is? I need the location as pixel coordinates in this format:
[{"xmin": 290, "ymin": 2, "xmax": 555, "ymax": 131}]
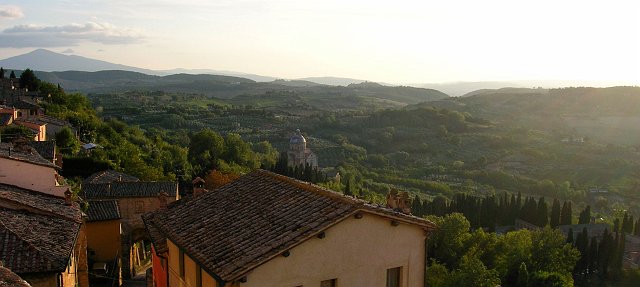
[{"xmin": 0, "ymin": 0, "xmax": 638, "ymax": 84}]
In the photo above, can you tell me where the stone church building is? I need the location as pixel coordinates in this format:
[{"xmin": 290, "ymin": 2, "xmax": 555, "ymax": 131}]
[{"xmin": 287, "ymin": 129, "xmax": 318, "ymax": 168}]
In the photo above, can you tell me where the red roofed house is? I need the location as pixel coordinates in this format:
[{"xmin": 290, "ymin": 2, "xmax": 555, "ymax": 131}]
[
  {"xmin": 143, "ymin": 170, "xmax": 436, "ymax": 287},
  {"xmin": 0, "ymin": 142, "xmax": 68, "ymax": 197}
]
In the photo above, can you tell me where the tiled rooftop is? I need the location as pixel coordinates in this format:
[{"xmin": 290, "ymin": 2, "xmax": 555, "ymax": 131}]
[
  {"xmin": 143, "ymin": 169, "xmax": 435, "ymax": 281},
  {"xmin": 86, "ymin": 200, "xmax": 121, "ymax": 222},
  {"xmin": 0, "ymin": 184, "xmax": 82, "ymax": 274},
  {"xmin": 0, "ymin": 265, "xmax": 31, "ymax": 287},
  {"xmin": 82, "ymin": 181, "xmax": 177, "ymax": 199},
  {"xmin": 0, "ymin": 142, "xmax": 59, "ymax": 169},
  {"xmin": 84, "ymin": 170, "xmax": 139, "ymax": 185}
]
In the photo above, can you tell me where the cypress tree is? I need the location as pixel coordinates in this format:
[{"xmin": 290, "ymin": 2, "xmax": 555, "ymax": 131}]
[
  {"xmin": 566, "ymin": 228, "xmax": 574, "ymax": 245},
  {"xmin": 588, "ymin": 236, "xmax": 599, "ymax": 274},
  {"xmin": 9, "ymin": 70, "xmax": 16, "ymax": 79},
  {"xmin": 560, "ymin": 201, "xmax": 572, "ymax": 225},
  {"xmin": 0, "ymin": 67, "xmax": 4, "ymax": 79},
  {"xmin": 579, "ymin": 205, "xmax": 591, "ymax": 224},
  {"xmin": 411, "ymin": 195, "xmax": 422, "ymax": 216},
  {"xmin": 613, "ymin": 218, "xmax": 620, "ymax": 233},
  {"xmin": 344, "ymin": 179, "xmax": 353, "ymax": 196},
  {"xmin": 635, "ymin": 219, "xmax": 640, "ymax": 236},
  {"xmin": 550, "ymin": 198, "xmax": 561, "ymax": 228},
  {"xmin": 536, "ymin": 197, "xmax": 548, "ymax": 227},
  {"xmin": 517, "ymin": 262, "xmax": 529, "ymax": 287}
]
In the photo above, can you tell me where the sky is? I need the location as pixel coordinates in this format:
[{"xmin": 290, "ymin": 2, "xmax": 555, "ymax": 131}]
[{"xmin": 0, "ymin": 0, "xmax": 638, "ymax": 85}]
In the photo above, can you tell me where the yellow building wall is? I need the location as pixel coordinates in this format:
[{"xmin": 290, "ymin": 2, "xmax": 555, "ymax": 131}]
[
  {"xmin": 238, "ymin": 213, "xmax": 426, "ymax": 287},
  {"xmin": 167, "ymin": 240, "xmax": 219, "ymax": 287},
  {"xmin": 86, "ymin": 219, "xmax": 121, "ymax": 262},
  {"xmin": 165, "ymin": 213, "xmax": 426, "ymax": 287}
]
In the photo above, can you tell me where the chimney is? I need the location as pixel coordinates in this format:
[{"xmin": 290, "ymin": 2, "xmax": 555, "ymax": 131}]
[
  {"xmin": 158, "ymin": 192, "xmax": 169, "ymax": 208},
  {"xmin": 192, "ymin": 177, "xmax": 206, "ymax": 196},
  {"xmin": 118, "ymin": 175, "xmax": 123, "ymax": 182},
  {"xmin": 64, "ymin": 189, "xmax": 73, "ymax": 206},
  {"xmin": 385, "ymin": 189, "xmax": 411, "ymax": 214}
]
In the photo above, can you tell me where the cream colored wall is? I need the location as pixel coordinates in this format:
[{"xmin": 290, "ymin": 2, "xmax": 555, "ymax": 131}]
[
  {"xmin": 0, "ymin": 157, "xmax": 67, "ymax": 197},
  {"xmin": 167, "ymin": 240, "xmax": 219, "ymax": 287},
  {"xmin": 238, "ymin": 213, "xmax": 426, "ymax": 287},
  {"xmin": 86, "ymin": 219, "xmax": 122, "ymax": 262}
]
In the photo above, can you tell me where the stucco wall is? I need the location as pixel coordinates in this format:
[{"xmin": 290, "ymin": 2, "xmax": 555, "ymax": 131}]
[
  {"xmin": 87, "ymin": 219, "xmax": 121, "ymax": 262},
  {"xmin": 0, "ymin": 157, "xmax": 67, "ymax": 197},
  {"xmin": 167, "ymin": 240, "xmax": 219, "ymax": 287},
  {"xmin": 119, "ymin": 195, "xmax": 177, "ymax": 233},
  {"xmin": 238, "ymin": 213, "xmax": 426, "ymax": 287}
]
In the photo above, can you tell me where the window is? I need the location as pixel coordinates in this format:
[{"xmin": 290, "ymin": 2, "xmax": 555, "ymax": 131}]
[
  {"xmin": 321, "ymin": 279, "xmax": 336, "ymax": 287},
  {"xmin": 196, "ymin": 266, "xmax": 202, "ymax": 287},
  {"xmin": 179, "ymin": 249, "xmax": 185, "ymax": 278},
  {"xmin": 386, "ymin": 267, "xmax": 402, "ymax": 287}
]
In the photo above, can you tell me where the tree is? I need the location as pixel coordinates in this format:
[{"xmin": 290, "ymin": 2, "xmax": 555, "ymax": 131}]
[
  {"xmin": 578, "ymin": 206, "xmax": 591, "ymax": 224},
  {"xmin": 426, "ymin": 213, "xmax": 471, "ymax": 268},
  {"xmin": 55, "ymin": 127, "xmax": 80, "ymax": 155},
  {"xmin": 560, "ymin": 201, "xmax": 572, "ymax": 225},
  {"xmin": 188, "ymin": 129, "xmax": 225, "ymax": 175},
  {"xmin": 448, "ymin": 255, "xmax": 501, "ymax": 287},
  {"xmin": 19, "ymin": 68, "xmax": 40, "ymax": 91},
  {"xmin": 550, "ymin": 199, "xmax": 561, "ymax": 228},
  {"xmin": 344, "ymin": 179, "xmax": 353, "ymax": 196},
  {"xmin": 536, "ymin": 197, "xmax": 548, "ymax": 227},
  {"xmin": 0, "ymin": 67, "xmax": 4, "ymax": 79},
  {"xmin": 517, "ymin": 262, "xmax": 530, "ymax": 287},
  {"xmin": 203, "ymin": 169, "xmax": 240, "ymax": 190},
  {"xmin": 9, "ymin": 70, "xmax": 16, "ymax": 79}
]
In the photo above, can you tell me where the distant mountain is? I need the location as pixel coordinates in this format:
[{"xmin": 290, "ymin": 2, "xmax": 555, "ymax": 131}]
[
  {"xmin": 297, "ymin": 76, "xmax": 366, "ymax": 86},
  {"xmin": 0, "ymin": 49, "xmax": 156, "ymax": 74},
  {"xmin": 158, "ymin": 68, "xmax": 277, "ymax": 82},
  {"xmin": 32, "ymin": 70, "xmax": 449, "ymax": 104},
  {"xmin": 461, "ymin": 87, "xmax": 549, "ymax": 97}
]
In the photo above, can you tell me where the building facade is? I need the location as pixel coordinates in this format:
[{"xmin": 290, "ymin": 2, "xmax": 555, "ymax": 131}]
[{"xmin": 144, "ymin": 170, "xmax": 435, "ymax": 287}]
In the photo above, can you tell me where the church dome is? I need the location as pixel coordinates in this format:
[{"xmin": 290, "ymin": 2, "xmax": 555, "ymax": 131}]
[{"xmin": 290, "ymin": 129, "xmax": 306, "ymax": 144}]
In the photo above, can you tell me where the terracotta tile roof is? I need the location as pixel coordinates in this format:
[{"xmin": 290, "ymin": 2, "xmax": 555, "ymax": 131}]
[
  {"xmin": 0, "ymin": 143, "xmax": 59, "ymax": 169},
  {"xmin": 27, "ymin": 140, "xmax": 56, "ymax": 163},
  {"xmin": 0, "ymin": 265, "xmax": 31, "ymax": 287},
  {"xmin": 0, "ymin": 184, "xmax": 82, "ymax": 223},
  {"xmin": 82, "ymin": 182, "xmax": 177, "ymax": 199},
  {"xmin": 0, "ymin": 184, "xmax": 82, "ymax": 274},
  {"xmin": 86, "ymin": 200, "xmax": 121, "ymax": 222},
  {"xmin": 84, "ymin": 170, "xmax": 139, "ymax": 185},
  {"xmin": 143, "ymin": 170, "xmax": 435, "ymax": 281}
]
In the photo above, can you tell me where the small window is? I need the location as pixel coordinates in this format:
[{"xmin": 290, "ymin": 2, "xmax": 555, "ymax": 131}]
[
  {"xmin": 321, "ymin": 279, "xmax": 336, "ymax": 287},
  {"xmin": 179, "ymin": 250, "xmax": 185, "ymax": 278},
  {"xmin": 196, "ymin": 266, "xmax": 202, "ymax": 287},
  {"xmin": 387, "ymin": 267, "xmax": 402, "ymax": 287}
]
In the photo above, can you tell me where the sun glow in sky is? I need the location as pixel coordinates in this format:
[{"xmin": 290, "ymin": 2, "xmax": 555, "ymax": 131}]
[{"xmin": 0, "ymin": 0, "xmax": 638, "ymax": 84}]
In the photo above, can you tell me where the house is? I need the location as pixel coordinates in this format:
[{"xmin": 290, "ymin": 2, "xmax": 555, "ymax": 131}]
[
  {"xmin": 13, "ymin": 119, "xmax": 47, "ymax": 141},
  {"xmin": 0, "ymin": 183, "xmax": 88, "ymax": 287},
  {"xmin": 0, "ymin": 142, "xmax": 68, "ymax": 197},
  {"xmin": 143, "ymin": 170, "xmax": 436, "ymax": 287},
  {"xmin": 81, "ymin": 171, "xmax": 179, "ymax": 279},
  {"xmin": 85, "ymin": 200, "xmax": 122, "ymax": 282}
]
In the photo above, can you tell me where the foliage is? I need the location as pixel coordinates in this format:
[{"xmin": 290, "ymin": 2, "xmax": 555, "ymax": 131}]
[{"xmin": 426, "ymin": 214, "xmax": 579, "ymax": 286}]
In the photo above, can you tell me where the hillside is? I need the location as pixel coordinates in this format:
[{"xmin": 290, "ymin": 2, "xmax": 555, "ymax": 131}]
[
  {"xmin": 33, "ymin": 70, "xmax": 449, "ymax": 105},
  {"xmin": 419, "ymin": 86, "xmax": 640, "ymax": 145}
]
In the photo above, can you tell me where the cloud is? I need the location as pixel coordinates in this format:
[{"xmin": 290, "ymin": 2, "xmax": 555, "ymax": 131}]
[
  {"xmin": 61, "ymin": 48, "xmax": 75, "ymax": 53},
  {"xmin": 0, "ymin": 22, "xmax": 144, "ymax": 48},
  {"xmin": 0, "ymin": 5, "xmax": 23, "ymax": 20}
]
